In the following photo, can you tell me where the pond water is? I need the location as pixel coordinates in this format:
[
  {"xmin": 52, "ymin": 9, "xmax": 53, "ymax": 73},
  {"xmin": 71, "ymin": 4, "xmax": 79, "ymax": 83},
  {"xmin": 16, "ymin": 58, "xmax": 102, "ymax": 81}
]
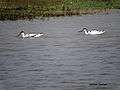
[{"xmin": 0, "ymin": 10, "xmax": 120, "ymax": 90}]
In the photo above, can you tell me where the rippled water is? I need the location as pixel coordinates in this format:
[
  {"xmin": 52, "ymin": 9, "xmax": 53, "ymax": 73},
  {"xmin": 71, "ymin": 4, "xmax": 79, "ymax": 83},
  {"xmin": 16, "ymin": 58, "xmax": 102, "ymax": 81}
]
[{"xmin": 0, "ymin": 10, "xmax": 120, "ymax": 90}]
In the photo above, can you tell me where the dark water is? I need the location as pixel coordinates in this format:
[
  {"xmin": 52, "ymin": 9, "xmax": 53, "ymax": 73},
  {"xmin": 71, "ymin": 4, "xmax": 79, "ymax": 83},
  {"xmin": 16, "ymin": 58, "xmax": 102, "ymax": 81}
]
[{"xmin": 0, "ymin": 10, "xmax": 120, "ymax": 90}]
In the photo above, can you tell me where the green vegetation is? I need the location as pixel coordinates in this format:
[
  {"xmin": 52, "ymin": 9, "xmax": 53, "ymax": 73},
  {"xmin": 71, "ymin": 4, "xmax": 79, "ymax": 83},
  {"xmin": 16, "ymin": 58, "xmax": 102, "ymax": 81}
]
[{"xmin": 0, "ymin": 0, "xmax": 120, "ymax": 20}]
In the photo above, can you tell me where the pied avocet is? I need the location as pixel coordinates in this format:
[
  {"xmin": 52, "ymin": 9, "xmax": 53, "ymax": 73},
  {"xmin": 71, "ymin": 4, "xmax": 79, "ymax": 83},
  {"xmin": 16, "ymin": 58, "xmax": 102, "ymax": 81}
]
[
  {"xmin": 18, "ymin": 30, "xmax": 44, "ymax": 38},
  {"xmin": 79, "ymin": 27, "xmax": 105, "ymax": 35}
]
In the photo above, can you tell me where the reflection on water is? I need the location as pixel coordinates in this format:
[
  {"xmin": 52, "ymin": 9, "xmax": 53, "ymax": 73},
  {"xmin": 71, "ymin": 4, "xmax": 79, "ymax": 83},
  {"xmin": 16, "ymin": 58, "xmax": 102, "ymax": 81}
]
[{"xmin": 0, "ymin": 10, "xmax": 120, "ymax": 90}]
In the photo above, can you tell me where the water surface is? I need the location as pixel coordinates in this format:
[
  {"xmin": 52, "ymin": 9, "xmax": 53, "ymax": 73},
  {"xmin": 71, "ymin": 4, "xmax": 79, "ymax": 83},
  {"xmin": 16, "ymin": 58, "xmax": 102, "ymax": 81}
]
[{"xmin": 0, "ymin": 10, "xmax": 120, "ymax": 90}]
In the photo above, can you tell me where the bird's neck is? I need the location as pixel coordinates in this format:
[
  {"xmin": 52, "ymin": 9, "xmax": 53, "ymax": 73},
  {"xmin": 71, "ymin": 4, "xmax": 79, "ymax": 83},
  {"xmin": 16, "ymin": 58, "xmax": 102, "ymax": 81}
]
[
  {"xmin": 83, "ymin": 29, "xmax": 88, "ymax": 34},
  {"xmin": 21, "ymin": 33, "xmax": 26, "ymax": 37}
]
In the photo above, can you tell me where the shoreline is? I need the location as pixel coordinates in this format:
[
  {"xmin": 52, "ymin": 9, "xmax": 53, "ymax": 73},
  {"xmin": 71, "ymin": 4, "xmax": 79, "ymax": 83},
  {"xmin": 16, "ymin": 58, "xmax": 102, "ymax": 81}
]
[
  {"xmin": 42, "ymin": 9, "xmax": 111, "ymax": 16},
  {"xmin": 0, "ymin": 0, "xmax": 120, "ymax": 20},
  {"xmin": 0, "ymin": 8, "xmax": 111, "ymax": 20}
]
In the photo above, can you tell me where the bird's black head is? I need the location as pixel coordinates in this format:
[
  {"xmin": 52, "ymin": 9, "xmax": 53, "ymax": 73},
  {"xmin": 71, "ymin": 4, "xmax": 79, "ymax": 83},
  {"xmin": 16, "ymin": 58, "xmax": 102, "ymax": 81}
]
[
  {"xmin": 18, "ymin": 30, "xmax": 25, "ymax": 37},
  {"xmin": 83, "ymin": 27, "xmax": 87, "ymax": 30},
  {"xmin": 79, "ymin": 27, "xmax": 87, "ymax": 32},
  {"xmin": 20, "ymin": 30, "xmax": 25, "ymax": 34}
]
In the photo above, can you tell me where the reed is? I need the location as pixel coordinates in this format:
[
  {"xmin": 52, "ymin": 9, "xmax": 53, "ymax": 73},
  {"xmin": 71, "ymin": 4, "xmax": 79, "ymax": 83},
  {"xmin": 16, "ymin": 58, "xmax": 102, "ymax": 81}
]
[{"xmin": 0, "ymin": 0, "xmax": 119, "ymax": 20}]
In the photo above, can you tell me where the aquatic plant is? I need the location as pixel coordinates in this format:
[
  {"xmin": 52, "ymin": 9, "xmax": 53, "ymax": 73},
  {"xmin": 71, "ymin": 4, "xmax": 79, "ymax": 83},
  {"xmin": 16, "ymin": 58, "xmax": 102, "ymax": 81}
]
[{"xmin": 0, "ymin": 0, "xmax": 119, "ymax": 20}]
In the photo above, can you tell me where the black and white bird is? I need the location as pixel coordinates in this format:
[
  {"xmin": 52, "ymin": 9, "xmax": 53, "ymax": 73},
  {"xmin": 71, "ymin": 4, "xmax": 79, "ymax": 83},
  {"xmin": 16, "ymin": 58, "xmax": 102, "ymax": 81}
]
[
  {"xmin": 18, "ymin": 30, "xmax": 44, "ymax": 38},
  {"xmin": 80, "ymin": 27, "xmax": 105, "ymax": 35}
]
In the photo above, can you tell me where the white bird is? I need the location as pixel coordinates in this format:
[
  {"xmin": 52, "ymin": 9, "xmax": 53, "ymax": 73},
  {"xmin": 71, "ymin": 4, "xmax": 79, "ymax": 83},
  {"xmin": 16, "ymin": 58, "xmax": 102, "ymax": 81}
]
[
  {"xmin": 79, "ymin": 27, "xmax": 105, "ymax": 35},
  {"xmin": 18, "ymin": 30, "xmax": 44, "ymax": 38}
]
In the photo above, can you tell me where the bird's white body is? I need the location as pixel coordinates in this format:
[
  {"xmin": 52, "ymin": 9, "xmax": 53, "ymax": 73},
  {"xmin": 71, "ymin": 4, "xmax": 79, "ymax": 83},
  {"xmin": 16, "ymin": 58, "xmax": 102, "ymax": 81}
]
[
  {"xmin": 84, "ymin": 30, "xmax": 105, "ymax": 35},
  {"xmin": 81, "ymin": 28, "xmax": 105, "ymax": 35},
  {"xmin": 18, "ymin": 31, "xmax": 44, "ymax": 38}
]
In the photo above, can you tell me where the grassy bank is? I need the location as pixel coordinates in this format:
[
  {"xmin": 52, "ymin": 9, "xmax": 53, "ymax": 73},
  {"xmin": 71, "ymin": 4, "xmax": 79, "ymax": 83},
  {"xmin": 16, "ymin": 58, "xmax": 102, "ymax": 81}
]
[{"xmin": 0, "ymin": 0, "xmax": 120, "ymax": 20}]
